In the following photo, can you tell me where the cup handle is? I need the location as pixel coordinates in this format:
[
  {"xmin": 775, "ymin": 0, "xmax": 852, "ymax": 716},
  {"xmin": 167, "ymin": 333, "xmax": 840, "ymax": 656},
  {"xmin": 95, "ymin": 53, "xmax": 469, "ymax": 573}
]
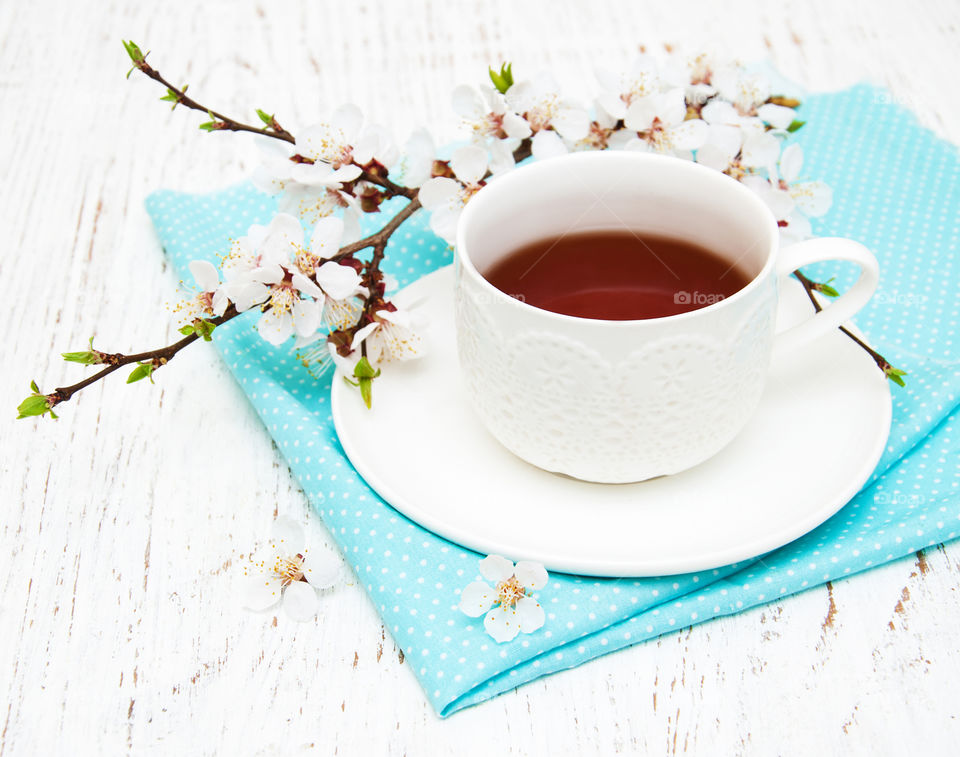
[{"xmin": 773, "ymin": 237, "xmax": 880, "ymax": 359}]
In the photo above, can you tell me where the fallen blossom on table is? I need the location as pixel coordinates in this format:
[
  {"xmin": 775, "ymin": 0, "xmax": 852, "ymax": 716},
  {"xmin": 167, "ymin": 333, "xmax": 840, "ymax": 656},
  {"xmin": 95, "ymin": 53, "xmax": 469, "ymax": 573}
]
[
  {"xmin": 242, "ymin": 517, "xmax": 342, "ymax": 622},
  {"xmin": 459, "ymin": 555, "xmax": 549, "ymax": 643}
]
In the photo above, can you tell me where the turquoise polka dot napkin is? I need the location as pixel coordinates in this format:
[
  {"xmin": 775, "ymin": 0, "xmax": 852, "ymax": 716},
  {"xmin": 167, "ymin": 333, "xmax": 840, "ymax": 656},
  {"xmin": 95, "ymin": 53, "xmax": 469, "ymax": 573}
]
[{"xmin": 146, "ymin": 84, "xmax": 960, "ymax": 717}]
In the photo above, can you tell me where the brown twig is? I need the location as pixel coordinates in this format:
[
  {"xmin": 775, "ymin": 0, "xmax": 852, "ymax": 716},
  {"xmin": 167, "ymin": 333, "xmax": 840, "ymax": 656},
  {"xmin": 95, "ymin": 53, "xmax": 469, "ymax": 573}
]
[
  {"xmin": 36, "ymin": 188, "xmax": 424, "ymax": 413},
  {"xmin": 511, "ymin": 139, "xmax": 534, "ymax": 165},
  {"xmin": 46, "ymin": 305, "xmax": 245, "ymax": 408},
  {"xmin": 130, "ymin": 54, "xmax": 418, "ymax": 200},
  {"xmin": 357, "ymin": 169, "xmax": 418, "ymax": 200},
  {"xmin": 132, "ymin": 59, "xmax": 296, "ymax": 143},
  {"xmin": 792, "ymin": 269, "xmax": 893, "ymax": 372},
  {"xmin": 330, "ymin": 197, "xmax": 423, "ymax": 260}
]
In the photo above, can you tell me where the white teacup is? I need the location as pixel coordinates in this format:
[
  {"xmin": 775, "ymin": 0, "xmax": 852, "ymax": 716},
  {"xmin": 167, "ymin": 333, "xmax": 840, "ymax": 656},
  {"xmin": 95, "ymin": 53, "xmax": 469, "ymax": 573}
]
[{"xmin": 453, "ymin": 151, "xmax": 879, "ymax": 484}]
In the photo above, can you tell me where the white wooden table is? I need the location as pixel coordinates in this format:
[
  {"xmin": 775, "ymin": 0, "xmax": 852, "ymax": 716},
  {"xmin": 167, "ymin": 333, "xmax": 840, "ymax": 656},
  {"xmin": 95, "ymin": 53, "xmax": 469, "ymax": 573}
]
[{"xmin": 3, "ymin": 1, "xmax": 959, "ymax": 754}]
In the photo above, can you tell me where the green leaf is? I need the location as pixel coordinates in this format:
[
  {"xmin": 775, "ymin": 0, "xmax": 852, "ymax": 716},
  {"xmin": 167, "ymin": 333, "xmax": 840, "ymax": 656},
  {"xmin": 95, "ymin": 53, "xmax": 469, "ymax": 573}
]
[
  {"xmin": 17, "ymin": 393, "xmax": 50, "ymax": 419},
  {"xmin": 817, "ymin": 283, "xmax": 840, "ymax": 297},
  {"xmin": 181, "ymin": 319, "xmax": 216, "ymax": 340},
  {"xmin": 160, "ymin": 86, "xmax": 187, "ymax": 110},
  {"xmin": 488, "ymin": 62, "xmax": 514, "ymax": 94},
  {"xmin": 122, "ymin": 40, "xmax": 144, "ymax": 63},
  {"xmin": 30, "ymin": 379, "xmax": 39, "ymax": 393},
  {"xmin": 359, "ymin": 377, "xmax": 373, "ymax": 408},
  {"xmin": 198, "ymin": 111, "xmax": 221, "ymax": 132},
  {"xmin": 123, "ymin": 40, "xmax": 146, "ymax": 79},
  {"xmin": 62, "ymin": 350, "xmax": 100, "ymax": 365},
  {"xmin": 353, "ymin": 356, "xmax": 378, "ymax": 380},
  {"xmin": 786, "ymin": 119, "xmax": 806, "ymax": 133},
  {"xmin": 126, "ymin": 362, "xmax": 155, "ymax": 384},
  {"xmin": 256, "ymin": 109, "xmax": 273, "ymax": 126},
  {"xmin": 347, "ymin": 357, "xmax": 381, "ymax": 408},
  {"xmin": 62, "ymin": 337, "xmax": 102, "ymax": 364},
  {"xmin": 194, "ymin": 319, "xmax": 217, "ymax": 341},
  {"xmin": 884, "ymin": 366, "xmax": 908, "ymax": 387}
]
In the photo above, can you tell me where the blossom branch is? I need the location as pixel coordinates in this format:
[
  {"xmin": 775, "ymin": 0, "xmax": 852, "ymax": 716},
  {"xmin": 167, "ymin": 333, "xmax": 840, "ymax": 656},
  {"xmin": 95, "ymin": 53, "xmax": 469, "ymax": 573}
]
[
  {"xmin": 124, "ymin": 42, "xmax": 414, "ymax": 201},
  {"xmin": 123, "ymin": 41, "xmax": 296, "ymax": 143},
  {"xmin": 18, "ymin": 305, "xmax": 245, "ymax": 418},
  {"xmin": 20, "ymin": 157, "xmax": 427, "ymax": 419},
  {"xmin": 335, "ymin": 136, "xmax": 532, "ymax": 310},
  {"xmin": 330, "ymin": 196, "xmax": 422, "ymax": 260},
  {"xmin": 792, "ymin": 270, "xmax": 906, "ymax": 385},
  {"xmin": 355, "ymin": 167, "xmax": 418, "ymax": 200}
]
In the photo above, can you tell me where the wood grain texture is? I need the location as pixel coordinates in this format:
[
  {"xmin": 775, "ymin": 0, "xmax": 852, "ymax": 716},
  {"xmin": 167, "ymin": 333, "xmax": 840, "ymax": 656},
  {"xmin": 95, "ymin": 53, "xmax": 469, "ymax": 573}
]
[{"xmin": 2, "ymin": 0, "xmax": 959, "ymax": 754}]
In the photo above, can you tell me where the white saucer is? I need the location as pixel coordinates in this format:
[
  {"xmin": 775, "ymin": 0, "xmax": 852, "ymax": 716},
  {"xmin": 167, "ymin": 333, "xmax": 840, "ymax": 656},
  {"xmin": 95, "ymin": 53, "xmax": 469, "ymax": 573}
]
[{"xmin": 332, "ymin": 266, "xmax": 892, "ymax": 577}]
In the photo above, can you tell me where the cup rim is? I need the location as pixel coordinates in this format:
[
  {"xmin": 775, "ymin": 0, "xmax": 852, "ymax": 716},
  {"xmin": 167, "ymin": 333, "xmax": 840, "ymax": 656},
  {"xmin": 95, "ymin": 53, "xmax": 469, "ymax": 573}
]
[{"xmin": 454, "ymin": 151, "xmax": 780, "ymax": 326}]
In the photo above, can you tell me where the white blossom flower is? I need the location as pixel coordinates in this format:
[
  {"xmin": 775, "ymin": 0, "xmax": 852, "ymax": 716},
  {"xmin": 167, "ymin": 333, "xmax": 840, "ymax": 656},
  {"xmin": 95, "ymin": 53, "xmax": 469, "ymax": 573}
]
[
  {"xmin": 187, "ymin": 260, "xmax": 229, "ymax": 317},
  {"xmin": 283, "ymin": 184, "xmax": 363, "ymax": 232},
  {"xmin": 623, "ymin": 88, "xmax": 708, "ymax": 156},
  {"xmin": 459, "ymin": 555, "xmax": 548, "ymax": 643},
  {"xmin": 221, "ymin": 213, "xmax": 364, "ymax": 346},
  {"xmin": 505, "ymin": 73, "xmax": 590, "ymax": 160},
  {"xmin": 695, "ymin": 122, "xmax": 743, "ymax": 173},
  {"xmin": 488, "ymin": 136, "xmax": 523, "ymax": 174},
  {"xmin": 695, "ymin": 96, "xmax": 781, "ymax": 170},
  {"xmin": 251, "ymin": 135, "xmax": 364, "ymax": 228},
  {"xmin": 290, "ymin": 104, "xmax": 376, "ymax": 186},
  {"xmin": 777, "ymin": 211, "xmax": 814, "ymax": 246},
  {"xmin": 776, "ymin": 144, "xmax": 832, "ymax": 215},
  {"xmin": 296, "ymin": 216, "xmax": 368, "ymax": 330},
  {"xmin": 250, "ymin": 104, "xmax": 397, "ymax": 224},
  {"xmin": 744, "ymin": 144, "xmax": 832, "ymax": 244},
  {"xmin": 699, "ymin": 99, "xmax": 764, "ymax": 134},
  {"xmin": 242, "ymin": 517, "xmax": 342, "ymax": 622},
  {"xmin": 708, "ymin": 68, "xmax": 797, "ymax": 129},
  {"xmin": 418, "ymin": 145, "xmax": 488, "ymax": 243},
  {"xmin": 221, "ymin": 214, "xmax": 300, "ymax": 312},
  {"xmin": 673, "ymin": 52, "xmax": 719, "ymax": 105},
  {"xmin": 282, "ymin": 105, "xmax": 398, "ymax": 199},
  {"xmin": 712, "ymin": 67, "xmax": 771, "ymax": 116},
  {"xmin": 739, "ymin": 130, "xmax": 782, "ymax": 171},
  {"xmin": 254, "ymin": 272, "xmax": 325, "ymax": 346},
  {"xmin": 452, "ymin": 84, "xmax": 530, "ymax": 143},
  {"xmin": 742, "ymin": 174, "xmax": 796, "ymax": 221},
  {"xmin": 594, "ymin": 54, "xmax": 661, "ymax": 121},
  {"xmin": 349, "ymin": 305, "xmax": 424, "ymax": 365},
  {"xmin": 756, "ymin": 102, "xmax": 797, "ymax": 131}
]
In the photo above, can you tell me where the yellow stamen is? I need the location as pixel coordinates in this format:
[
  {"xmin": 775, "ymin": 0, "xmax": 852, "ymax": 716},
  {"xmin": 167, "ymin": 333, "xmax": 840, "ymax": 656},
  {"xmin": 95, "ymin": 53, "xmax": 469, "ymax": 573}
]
[
  {"xmin": 496, "ymin": 576, "xmax": 527, "ymax": 608},
  {"xmin": 273, "ymin": 553, "xmax": 306, "ymax": 586}
]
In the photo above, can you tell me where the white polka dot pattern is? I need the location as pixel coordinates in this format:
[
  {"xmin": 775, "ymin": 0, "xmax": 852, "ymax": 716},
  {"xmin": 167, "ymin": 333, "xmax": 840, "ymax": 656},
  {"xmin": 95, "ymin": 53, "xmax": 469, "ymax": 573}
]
[{"xmin": 145, "ymin": 85, "xmax": 960, "ymax": 717}]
